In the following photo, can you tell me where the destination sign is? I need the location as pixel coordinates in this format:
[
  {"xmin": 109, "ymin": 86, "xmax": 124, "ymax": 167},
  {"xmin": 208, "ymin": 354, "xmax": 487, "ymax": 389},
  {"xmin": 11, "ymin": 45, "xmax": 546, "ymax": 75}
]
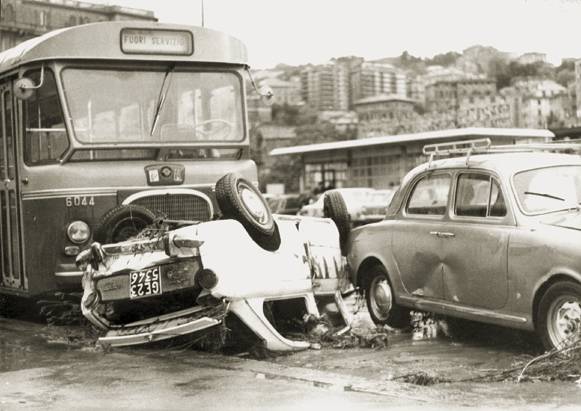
[{"xmin": 121, "ymin": 29, "xmax": 193, "ymax": 55}]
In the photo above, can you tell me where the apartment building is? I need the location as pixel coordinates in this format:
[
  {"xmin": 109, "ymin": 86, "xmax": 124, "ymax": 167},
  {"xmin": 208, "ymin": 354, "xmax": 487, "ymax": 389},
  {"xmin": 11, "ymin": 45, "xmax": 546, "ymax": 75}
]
[
  {"xmin": 0, "ymin": 0, "xmax": 156, "ymax": 52},
  {"xmin": 354, "ymin": 95, "xmax": 420, "ymax": 138},
  {"xmin": 300, "ymin": 62, "xmax": 350, "ymax": 111},
  {"xmin": 517, "ymin": 52, "xmax": 547, "ymax": 65},
  {"xmin": 350, "ymin": 62, "xmax": 408, "ymax": 105},
  {"xmin": 502, "ymin": 77, "xmax": 568, "ymax": 128},
  {"xmin": 425, "ymin": 79, "xmax": 497, "ymax": 112}
]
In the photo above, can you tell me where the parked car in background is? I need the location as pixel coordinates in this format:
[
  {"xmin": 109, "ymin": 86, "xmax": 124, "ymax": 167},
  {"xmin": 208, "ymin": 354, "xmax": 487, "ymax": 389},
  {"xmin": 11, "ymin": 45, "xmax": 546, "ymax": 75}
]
[
  {"xmin": 265, "ymin": 193, "xmax": 307, "ymax": 215},
  {"xmin": 299, "ymin": 188, "xmax": 394, "ymax": 226},
  {"xmin": 347, "ymin": 139, "xmax": 581, "ymax": 351},
  {"xmin": 77, "ymin": 174, "xmax": 352, "ymax": 351}
]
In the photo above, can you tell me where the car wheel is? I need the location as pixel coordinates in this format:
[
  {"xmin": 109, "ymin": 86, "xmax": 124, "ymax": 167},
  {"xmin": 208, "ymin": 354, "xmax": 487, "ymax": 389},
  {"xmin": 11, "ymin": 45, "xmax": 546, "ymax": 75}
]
[
  {"xmin": 365, "ymin": 265, "xmax": 410, "ymax": 328},
  {"xmin": 215, "ymin": 173, "xmax": 281, "ymax": 251},
  {"xmin": 93, "ymin": 204, "xmax": 157, "ymax": 243},
  {"xmin": 323, "ymin": 190, "xmax": 351, "ymax": 253},
  {"xmin": 537, "ymin": 280, "xmax": 581, "ymax": 350}
]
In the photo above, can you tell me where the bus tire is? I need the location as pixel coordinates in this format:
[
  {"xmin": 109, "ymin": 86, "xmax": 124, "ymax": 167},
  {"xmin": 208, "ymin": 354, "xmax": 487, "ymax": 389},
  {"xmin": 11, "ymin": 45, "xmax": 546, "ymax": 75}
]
[
  {"xmin": 215, "ymin": 173, "xmax": 281, "ymax": 251},
  {"xmin": 93, "ymin": 204, "xmax": 157, "ymax": 244},
  {"xmin": 323, "ymin": 190, "xmax": 351, "ymax": 254}
]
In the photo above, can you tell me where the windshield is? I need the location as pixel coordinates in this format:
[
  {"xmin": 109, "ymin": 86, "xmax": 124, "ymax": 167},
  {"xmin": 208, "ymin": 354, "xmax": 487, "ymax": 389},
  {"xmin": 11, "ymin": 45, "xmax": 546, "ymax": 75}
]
[
  {"xmin": 62, "ymin": 68, "xmax": 244, "ymax": 144},
  {"xmin": 513, "ymin": 165, "xmax": 581, "ymax": 214}
]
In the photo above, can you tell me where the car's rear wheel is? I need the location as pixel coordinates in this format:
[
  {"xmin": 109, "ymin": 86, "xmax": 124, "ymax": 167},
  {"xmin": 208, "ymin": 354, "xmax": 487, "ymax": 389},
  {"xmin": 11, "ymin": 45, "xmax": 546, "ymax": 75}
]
[
  {"xmin": 215, "ymin": 173, "xmax": 281, "ymax": 251},
  {"xmin": 537, "ymin": 280, "xmax": 581, "ymax": 350},
  {"xmin": 94, "ymin": 204, "xmax": 157, "ymax": 244},
  {"xmin": 364, "ymin": 265, "xmax": 410, "ymax": 328}
]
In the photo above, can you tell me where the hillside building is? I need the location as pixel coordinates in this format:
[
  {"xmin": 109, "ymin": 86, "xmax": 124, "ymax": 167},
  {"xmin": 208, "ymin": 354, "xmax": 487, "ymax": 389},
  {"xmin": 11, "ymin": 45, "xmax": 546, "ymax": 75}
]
[
  {"xmin": 300, "ymin": 62, "xmax": 350, "ymax": 111},
  {"xmin": 502, "ymin": 77, "xmax": 569, "ymax": 128}
]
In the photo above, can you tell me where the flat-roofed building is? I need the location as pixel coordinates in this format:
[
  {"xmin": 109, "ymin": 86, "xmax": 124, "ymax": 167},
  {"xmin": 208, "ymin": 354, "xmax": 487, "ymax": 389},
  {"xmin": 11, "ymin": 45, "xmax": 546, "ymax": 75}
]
[
  {"xmin": 354, "ymin": 94, "xmax": 420, "ymax": 138},
  {"xmin": 350, "ymin": 62, "xmax": 408, "ymax": 106},
  {"xmin": 301, "ymin": 62, "xmax": 350, "ymax": 111},
  {"xmin": 270, "ymin": 127, "xmax": 554, "ymax": 191}
]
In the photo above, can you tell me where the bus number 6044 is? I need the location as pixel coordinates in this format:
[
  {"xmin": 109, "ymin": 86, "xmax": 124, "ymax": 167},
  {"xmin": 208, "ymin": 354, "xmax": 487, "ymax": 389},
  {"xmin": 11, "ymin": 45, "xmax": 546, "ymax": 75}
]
[{"xmin": 65, "ymin": 196, "xmax": 95, "ymax": 207}]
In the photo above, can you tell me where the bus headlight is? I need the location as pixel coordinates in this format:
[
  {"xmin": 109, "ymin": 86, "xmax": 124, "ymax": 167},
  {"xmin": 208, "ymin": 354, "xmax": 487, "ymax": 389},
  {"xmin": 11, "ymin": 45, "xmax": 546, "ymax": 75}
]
[{"xmin": 67, "ymin": 221, "xmax": 91, "ymax": 244}]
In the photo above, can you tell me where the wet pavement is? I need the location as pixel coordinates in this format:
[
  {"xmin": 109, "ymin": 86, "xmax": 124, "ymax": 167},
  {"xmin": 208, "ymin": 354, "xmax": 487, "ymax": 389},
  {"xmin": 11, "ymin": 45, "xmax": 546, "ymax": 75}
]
[{"xmin": 1, "ymin": 302, "xmax": 581, "ymax": 410}]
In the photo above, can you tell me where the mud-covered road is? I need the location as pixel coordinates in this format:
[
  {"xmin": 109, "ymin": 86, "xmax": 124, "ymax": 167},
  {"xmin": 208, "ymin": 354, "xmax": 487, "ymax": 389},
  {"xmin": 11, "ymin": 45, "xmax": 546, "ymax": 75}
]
[{"xmin": 1, "ymin": 300, "xmax": 580, "ymax": 411}]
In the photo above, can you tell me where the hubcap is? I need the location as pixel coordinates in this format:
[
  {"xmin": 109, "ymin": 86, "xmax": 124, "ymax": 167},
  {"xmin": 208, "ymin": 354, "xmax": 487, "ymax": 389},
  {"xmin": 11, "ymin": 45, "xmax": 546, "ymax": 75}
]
[
  {"xmin": 369, "ymin": 276, "xmax": 392, "ymax": 321},
  {"xmin": 548, "ymin": 297, "xmax": 581, "ymax": 349},
  {"xmin": 240, "ymin": 187, "xmax": 268, "ymax": 224}
]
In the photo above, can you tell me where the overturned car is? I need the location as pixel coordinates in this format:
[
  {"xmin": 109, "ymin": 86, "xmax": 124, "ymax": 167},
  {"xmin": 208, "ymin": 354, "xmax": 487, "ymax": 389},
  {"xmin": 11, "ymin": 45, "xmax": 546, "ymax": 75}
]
[{"xmin": 76, "ymin": 173, "xmax": 352, "ymax": 351}]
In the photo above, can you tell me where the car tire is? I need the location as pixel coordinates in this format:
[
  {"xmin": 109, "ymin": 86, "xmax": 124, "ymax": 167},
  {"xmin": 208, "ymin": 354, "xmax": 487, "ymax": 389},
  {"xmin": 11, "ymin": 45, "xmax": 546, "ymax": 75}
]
[
  {"xmin": 537, "ymin": 280, "xmax": 581, "ymax": 351},
  {"xmin": 93, "ymin": 204, "xmax": 157, "ymax": 244},
  {"xmin": 215, "ymin": 173, "xmax": 281, "ymax": 251},
  {"xmin": 365, "ymin": 265, "xmax": 410, "ymax": 328},
  {"xmin": 323, "ymin": 190, "xmax": 351, "ymax": 254}
]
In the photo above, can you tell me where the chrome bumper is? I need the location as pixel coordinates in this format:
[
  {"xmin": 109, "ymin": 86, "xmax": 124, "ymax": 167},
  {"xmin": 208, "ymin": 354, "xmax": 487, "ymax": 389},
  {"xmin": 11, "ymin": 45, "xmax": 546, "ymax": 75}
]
[{"xmin": 95, "ymin": 304, "xmax": 227, "ymax": 347}]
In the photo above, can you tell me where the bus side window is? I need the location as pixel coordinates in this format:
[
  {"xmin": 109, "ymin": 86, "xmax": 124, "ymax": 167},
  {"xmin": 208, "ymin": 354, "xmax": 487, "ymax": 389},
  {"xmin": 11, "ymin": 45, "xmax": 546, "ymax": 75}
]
[{"xmin": 24, "ymin": 69, "xmax": 69, "ymax": 164}]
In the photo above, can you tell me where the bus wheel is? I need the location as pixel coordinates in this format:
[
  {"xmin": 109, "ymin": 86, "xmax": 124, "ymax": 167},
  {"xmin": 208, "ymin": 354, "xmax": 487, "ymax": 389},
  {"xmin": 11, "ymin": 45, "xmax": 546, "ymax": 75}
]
[
  {"xmin": 94, "ymin": 204, "xmax": 157, "ymax": 244},
  {"xmin": 215, "ymin": 173, "xmax": 281, "ymax": 251},
  {"xmin": 323, "ymin": 190, "xmax": 351, "ymax": 254}
]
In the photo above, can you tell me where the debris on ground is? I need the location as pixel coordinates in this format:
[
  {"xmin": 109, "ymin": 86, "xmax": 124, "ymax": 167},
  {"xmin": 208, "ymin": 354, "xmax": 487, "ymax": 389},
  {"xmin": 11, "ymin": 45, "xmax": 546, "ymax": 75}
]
[
  {"xmin": 395, "ymin": 371, "xmax": 450, "ymax": 386},
  {"xmin": 410, "ymin": 311, "xmax": 449, "ymax": 340},
  {"xmin": 299, "ymin": 314, "xmax": 390, "ymax": 350}
]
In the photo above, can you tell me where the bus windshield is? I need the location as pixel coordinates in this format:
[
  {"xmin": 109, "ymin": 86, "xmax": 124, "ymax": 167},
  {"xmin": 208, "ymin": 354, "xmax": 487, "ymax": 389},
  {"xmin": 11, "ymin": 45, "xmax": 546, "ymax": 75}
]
[{"xmin": 61, "ymin": 67, "xmax": 244, "ymax": 145}]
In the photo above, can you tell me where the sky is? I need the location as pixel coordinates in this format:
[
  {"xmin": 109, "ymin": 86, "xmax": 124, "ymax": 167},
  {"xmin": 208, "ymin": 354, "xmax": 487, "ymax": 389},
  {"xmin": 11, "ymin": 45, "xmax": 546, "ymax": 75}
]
[{"xmin": 89, "ymin": 0, "xmax": 581, "ymax": 69}]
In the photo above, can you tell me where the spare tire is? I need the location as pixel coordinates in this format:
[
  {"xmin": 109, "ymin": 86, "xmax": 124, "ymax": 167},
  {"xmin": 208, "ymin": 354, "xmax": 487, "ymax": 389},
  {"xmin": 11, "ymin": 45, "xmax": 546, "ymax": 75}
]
[
  {"xmin": 323, "ymin": 190, "xmax": 351, "ymax": 254},
  {"xmin": 215, "ymin": 173, "xmax": 281, "ymax": 251},
  {"xmin": 93, "ymin": 204, "xmax": 157, "ymax": 244}
]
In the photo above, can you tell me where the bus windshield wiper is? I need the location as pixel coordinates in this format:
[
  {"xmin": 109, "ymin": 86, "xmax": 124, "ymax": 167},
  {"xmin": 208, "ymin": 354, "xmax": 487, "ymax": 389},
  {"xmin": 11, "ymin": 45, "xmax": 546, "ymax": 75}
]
[
  {"xmin": 150, "ymin": 65, "xmax": 175, "ymax": 136},
  {"xmin": 524, "ymin": 191, "xmax": 565, "ymax": 201}
]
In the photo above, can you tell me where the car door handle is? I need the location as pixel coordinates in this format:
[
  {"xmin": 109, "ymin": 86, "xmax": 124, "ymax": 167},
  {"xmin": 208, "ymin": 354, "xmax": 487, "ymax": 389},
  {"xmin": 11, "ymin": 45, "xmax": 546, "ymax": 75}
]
[{"xmin": 429, "ymin": 231, "xmax": 455, "ymax": 238}]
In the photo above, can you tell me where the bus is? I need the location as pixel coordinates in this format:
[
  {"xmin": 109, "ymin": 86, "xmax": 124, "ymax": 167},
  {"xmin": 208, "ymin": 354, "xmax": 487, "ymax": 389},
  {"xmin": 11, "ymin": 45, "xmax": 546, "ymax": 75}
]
[{"xmin": 0, "ymin": 21, "xmax": 258, "ymax": 305}]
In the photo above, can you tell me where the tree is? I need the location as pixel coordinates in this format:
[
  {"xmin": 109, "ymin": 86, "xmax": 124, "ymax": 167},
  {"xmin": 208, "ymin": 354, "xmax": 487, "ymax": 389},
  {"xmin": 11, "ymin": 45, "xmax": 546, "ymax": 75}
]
[
  {"xmin": 489, "ymin": 58, "xmax": 553, "ymax": 90},
  {"xmin": 427, "ymin": 51, "xmax": 461, "ymax": 67}
]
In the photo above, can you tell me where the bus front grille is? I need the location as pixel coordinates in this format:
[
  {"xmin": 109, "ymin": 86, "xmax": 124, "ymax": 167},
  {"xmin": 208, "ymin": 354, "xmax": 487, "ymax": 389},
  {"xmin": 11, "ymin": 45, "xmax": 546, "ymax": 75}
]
[{"xmin": 130, "ymin": 193, "xmax": 213, "ymax": 221}]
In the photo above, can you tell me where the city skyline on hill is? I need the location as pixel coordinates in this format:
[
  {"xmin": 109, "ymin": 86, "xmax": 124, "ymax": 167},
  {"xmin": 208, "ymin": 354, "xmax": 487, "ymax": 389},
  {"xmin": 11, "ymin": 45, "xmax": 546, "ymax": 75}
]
[{"xmin": 88, "ymin": 0, "xmax": 581, "ymax": 69}]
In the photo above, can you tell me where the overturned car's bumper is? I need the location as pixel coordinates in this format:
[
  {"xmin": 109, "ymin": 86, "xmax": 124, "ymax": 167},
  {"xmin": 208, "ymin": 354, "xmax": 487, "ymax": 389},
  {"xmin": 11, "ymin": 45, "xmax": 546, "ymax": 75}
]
[{"xmin": 96, "ymin": 303, "xmax": 227, "ymax": 347}]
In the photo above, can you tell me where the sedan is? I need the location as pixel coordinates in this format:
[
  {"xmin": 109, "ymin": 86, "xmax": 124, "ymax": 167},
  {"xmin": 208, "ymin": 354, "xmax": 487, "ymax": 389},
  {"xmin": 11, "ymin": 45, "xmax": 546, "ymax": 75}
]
[{"xmin": 347, "ymin": 147, "xmax": 581, "ymax": 350}]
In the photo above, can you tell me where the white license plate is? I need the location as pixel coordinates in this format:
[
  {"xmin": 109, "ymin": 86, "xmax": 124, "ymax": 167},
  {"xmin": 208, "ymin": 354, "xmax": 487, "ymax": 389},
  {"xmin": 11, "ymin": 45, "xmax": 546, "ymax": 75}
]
[{"xmin": 129, "ymin": 266, "xmax": 162, "ymax": 299}]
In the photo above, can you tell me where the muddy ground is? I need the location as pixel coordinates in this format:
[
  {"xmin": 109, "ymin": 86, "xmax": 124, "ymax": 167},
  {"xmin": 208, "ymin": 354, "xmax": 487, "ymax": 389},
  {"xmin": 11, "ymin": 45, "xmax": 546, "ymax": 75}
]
[{"xmin": 0, "ymin": 297, "xmax": 580, "ymax": 410}]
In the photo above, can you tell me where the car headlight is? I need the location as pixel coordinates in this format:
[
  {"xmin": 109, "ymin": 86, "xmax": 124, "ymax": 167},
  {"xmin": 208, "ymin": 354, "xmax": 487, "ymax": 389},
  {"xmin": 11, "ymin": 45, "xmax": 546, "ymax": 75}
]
[{"xmin": 67, "ymin": 220, "xmax": 91, "ymax": 244}]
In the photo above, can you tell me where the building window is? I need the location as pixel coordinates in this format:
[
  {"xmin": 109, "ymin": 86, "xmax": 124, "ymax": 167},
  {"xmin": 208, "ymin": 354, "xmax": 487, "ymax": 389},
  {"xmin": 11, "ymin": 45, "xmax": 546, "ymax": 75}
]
[
  {"xmin": 2, "ymin": 4, "xmax": 15, "ymax": 21},
  {"xmin": 38, "ymin": 10, "xmax": 48, "ymax": 26}
]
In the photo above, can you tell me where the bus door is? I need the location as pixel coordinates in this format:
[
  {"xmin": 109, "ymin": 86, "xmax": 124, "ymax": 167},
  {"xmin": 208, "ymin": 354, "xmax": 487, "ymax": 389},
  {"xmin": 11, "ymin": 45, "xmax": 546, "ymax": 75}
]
[{"xmin": 0, "ymin": 83, "xmax": 23, "ymax": 289}]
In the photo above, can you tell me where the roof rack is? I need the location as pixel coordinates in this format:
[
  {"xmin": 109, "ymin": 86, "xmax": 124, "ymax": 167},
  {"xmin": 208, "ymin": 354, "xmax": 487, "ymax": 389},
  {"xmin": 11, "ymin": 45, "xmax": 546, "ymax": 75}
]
[{"xmin": 423, "ymin": 138, "xmax": 581, "ymax": 168}]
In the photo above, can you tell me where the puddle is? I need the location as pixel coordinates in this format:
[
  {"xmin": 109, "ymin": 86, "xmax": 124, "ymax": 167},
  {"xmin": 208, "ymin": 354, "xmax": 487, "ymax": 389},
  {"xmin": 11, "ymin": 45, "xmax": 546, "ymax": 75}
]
[{"xmin": 0, "ymin": 317, "xmax": 99, "ymax": 373}]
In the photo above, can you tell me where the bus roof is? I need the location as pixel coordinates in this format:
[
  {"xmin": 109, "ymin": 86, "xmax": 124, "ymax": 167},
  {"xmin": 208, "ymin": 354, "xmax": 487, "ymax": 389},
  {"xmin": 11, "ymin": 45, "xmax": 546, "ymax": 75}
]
[{"xmin": 0, "ymin": 21, "xmax": 248, "ymax": 74}]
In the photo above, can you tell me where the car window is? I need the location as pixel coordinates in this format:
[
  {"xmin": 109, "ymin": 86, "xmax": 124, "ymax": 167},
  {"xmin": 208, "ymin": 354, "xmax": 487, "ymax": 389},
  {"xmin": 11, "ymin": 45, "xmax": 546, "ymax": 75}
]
[
  {"xmin": 455, "ymin": 173, "xmax": 506, "ymax": 218},
  {"xmin": 406, "ymin": 174, "xmax": 451, "ymax": 215},
  {"xmin": 514, "ymin": 165, "xmax": 581, "ymax": 214}
]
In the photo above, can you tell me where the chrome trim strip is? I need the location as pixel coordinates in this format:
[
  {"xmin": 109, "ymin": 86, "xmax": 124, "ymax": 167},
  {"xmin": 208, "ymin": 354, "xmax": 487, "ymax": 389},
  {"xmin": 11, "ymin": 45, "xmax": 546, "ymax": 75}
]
[
  {"xmin": 122, "ymin": 188, "xmax": 214, "ymax": 217},
  {"xmin": 398, "ymin": 295, "xmax": 528, "ymax": 323},
  {"xmin": 21, "ymin": 183, "xmax": 214, "ymax": 198},
  {"xmin": 23, "ymin": 192, "xmax": 115, "ymax": 200},
  {"xmin": 55, "ymin": 271, "xmax": 83, "ymax": 277}
]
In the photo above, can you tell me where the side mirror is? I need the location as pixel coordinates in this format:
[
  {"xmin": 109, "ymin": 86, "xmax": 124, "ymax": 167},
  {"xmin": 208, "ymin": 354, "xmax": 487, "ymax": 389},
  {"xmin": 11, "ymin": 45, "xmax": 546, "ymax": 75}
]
[
  {"xmin": 259, "ymin": 85, "xmax": 274, "ymax": 106},
  {"xmin": 14, "ymin": 65, "xmax": 45, "ymax": 100},
  {"xmin": 13, "ymin": 78, "xmax": 36, "ymax": 100}
]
